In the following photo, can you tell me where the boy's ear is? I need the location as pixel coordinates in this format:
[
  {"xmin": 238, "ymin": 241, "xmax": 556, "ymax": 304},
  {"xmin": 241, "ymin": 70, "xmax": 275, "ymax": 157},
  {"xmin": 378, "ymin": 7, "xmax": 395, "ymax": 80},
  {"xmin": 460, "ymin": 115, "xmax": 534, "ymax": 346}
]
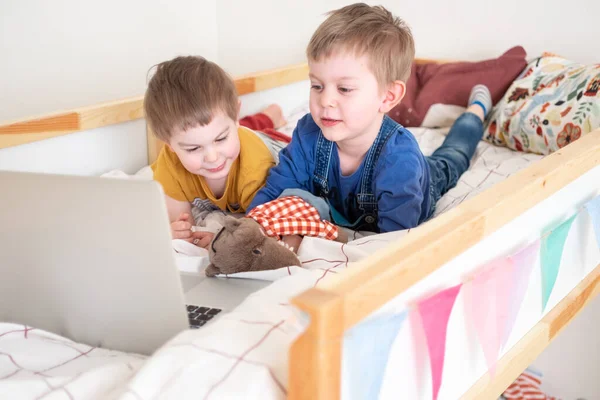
[{"xmin": 379, "ymin": 80, "xmax": 406, "ymax": 113}]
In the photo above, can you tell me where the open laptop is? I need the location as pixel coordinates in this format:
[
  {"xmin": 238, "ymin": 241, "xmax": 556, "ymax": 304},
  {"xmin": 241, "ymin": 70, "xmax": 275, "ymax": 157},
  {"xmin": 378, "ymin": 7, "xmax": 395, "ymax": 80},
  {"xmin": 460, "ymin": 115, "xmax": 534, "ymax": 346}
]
[{"xmin": 0, "ymin": 170, "xmax": 269, "ymax": 355}]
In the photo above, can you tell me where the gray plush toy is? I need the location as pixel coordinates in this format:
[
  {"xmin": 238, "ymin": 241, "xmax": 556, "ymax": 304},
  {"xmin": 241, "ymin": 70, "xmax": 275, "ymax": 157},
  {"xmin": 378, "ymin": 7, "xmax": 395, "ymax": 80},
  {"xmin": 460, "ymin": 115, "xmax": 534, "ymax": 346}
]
[{"xmin": 205, "ymin": 216, "xmax": 301, "ymax": 277}]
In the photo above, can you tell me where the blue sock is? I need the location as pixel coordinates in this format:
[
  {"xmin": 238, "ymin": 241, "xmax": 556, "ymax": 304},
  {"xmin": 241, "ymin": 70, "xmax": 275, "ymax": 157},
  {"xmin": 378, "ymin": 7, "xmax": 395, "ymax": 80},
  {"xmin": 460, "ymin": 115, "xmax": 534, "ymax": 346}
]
[{"xmin": 471, "ymin": 100, "xmax": 487, "ymax": 117}]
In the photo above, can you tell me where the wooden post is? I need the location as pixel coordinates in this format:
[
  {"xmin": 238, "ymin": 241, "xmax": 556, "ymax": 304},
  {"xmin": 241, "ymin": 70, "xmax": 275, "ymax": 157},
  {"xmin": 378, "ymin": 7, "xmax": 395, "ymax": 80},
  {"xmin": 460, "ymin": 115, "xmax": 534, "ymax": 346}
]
[{"xmin": 289, "ymin": 288, "xmax": 344, "ymax": 400}]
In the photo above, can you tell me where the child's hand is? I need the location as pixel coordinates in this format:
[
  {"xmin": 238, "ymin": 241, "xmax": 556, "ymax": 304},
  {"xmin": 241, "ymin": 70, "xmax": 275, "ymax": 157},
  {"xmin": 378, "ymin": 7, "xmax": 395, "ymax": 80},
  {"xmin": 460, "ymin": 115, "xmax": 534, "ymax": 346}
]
[
  {"xmin": 334, "ymin": 225, "xmax": 349, "ymax": 243},
  {"xmin": 191, "ymin": 231, "xmax": 214, "ymax": 249},
  {"xmin": 171, "ymin": 213, "xmax": 215, "ymax": 249},
  {"xmin": 281, "ymin": 235, "xmax": 302, "ymax": 254},
  {"xmin": 170, "ymin": 212, "xmax": 196, "ymax": 241}
]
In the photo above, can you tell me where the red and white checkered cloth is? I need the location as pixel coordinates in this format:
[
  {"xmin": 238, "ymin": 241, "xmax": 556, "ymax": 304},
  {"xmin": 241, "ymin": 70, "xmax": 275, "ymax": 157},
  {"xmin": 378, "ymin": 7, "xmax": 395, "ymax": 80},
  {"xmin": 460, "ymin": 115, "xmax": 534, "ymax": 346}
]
[
  {"xmin": 247, "ymin": 196, "xmax": 338, "ymax": 241},
  {"xmin": 501, "ymin": 370, "xmax": 560, "ymax": 400}
]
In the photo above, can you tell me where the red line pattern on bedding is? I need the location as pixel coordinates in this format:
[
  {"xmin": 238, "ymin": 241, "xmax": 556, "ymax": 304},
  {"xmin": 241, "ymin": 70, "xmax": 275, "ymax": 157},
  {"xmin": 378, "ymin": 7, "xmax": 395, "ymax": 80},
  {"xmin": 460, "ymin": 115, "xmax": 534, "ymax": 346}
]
[
  {"xmin": 313, "ymin": 243, "xmax": 349, "ymax": 287},
  {"xmin": 0, "ymin": 323, "xmax": 146, "ymax": 399},
  {"xmin": 193, "ymin": 346, "xmax": 287, "ymax": 395},
  {"xmin": 202, "ymin": 320, "xmax": 285, "ymax": 400}
]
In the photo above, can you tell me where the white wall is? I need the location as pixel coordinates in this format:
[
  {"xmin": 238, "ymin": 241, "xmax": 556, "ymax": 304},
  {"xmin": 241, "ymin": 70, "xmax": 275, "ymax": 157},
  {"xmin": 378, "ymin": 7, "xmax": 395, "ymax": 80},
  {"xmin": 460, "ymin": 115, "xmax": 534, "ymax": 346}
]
[
  {"xmin": 531, "ymin": 295, "xmax": 600, "ymax": 399},
  {"xmin": 387, "ymin": 0, "xmax": 598, "ymax": 65},
  {"xmin": 0, "ymin": 0, "xmax": 219, "ymax": 122},
  {"xmin": 3, "ymin": 0, "xmax": 598, "ymax": 122},
  {"xmin": 0, "ymin": 122, "xmax": 148, "ymax": 176},
  {"xmin": 216, "ymin": 0, "xmax": 347, "ymax": 76},
  {"xmin": 216, "ymin": 0, "xmax": 600, "ymax": 75}
]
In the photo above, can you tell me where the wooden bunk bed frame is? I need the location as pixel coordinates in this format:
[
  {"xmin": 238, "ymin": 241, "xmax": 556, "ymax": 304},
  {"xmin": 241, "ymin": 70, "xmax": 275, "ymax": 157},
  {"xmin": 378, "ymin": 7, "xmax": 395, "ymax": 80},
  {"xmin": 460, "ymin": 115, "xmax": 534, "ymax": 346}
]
[{"xmin": 1, "ymin": 60, "xmax": 599, "ymax": 400}]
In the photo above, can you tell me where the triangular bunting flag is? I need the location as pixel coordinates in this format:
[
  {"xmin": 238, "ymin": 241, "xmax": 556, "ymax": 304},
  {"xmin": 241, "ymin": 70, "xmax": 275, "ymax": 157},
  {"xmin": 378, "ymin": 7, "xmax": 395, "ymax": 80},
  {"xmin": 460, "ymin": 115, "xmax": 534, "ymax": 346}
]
[
  {"xmin": 417, "ymin": 284, "xmax": 461, "ymax": 400},
  {"xmin": 541, "ymin": 214, "xmax": 577, "ymax": 311},
  {"xmin": 409, "ymin": 310, "xmax": 429, "ymax": 394},
  {"xmin": 344, "ymin": 311, "xmax": 407, "ymax": 400},
  {"xmin": 494, "ymin": 258, "xmax": 514, "ymax": 357},
  {"xmin": 463, "ymin": 259, "xmax": 512, "ymax": 377},
  {"xmin": 584, "ymin": 196, "xmax": 600, "ymax": 250},
  {"xmin": 503, "ymin": 240, "xmax": 540, "ymax": 348}
]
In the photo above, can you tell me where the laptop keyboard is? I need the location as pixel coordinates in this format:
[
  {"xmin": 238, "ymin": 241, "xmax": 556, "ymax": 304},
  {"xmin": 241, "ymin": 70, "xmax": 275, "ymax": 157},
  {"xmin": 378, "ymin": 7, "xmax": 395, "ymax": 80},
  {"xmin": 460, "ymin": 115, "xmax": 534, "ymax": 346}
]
[{"xmin": 186, "ymin": 305, "xmax": 222, "ymax": 329}]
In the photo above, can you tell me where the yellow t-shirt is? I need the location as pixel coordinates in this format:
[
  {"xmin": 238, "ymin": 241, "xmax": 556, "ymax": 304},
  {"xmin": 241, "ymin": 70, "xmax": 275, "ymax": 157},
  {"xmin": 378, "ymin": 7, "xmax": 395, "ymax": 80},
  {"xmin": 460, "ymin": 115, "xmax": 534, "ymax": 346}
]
[{"xmin": 151, "ymin": 126, "xmax": 275, "ymax": 213}]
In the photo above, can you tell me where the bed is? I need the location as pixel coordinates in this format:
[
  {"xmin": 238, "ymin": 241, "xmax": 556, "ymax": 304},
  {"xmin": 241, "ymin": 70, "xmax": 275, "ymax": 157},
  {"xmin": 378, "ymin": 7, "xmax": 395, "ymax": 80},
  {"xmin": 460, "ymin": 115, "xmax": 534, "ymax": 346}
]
[{"xmin": 1, "ymin": 60, "xmax": 599, "ymax": 400}]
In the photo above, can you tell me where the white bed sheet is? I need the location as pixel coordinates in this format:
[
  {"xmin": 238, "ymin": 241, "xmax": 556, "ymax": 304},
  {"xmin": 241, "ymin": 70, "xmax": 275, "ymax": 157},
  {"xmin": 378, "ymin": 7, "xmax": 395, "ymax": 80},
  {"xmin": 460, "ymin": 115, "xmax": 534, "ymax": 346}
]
[
  {"xmin": 0, "ymin": 232, "xmax": 407, "ymax": 400},
  {"xmin": 0, "ymin": 105, "xmax": 545, "ymax": 399}
]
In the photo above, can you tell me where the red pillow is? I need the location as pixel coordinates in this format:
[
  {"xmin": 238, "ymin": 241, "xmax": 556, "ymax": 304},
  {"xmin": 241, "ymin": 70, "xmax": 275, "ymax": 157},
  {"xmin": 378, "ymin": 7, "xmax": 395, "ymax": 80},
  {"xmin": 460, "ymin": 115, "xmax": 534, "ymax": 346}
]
[{"xmin": 389, "ymin": 46, "xmax": 528, "ymax": 127}]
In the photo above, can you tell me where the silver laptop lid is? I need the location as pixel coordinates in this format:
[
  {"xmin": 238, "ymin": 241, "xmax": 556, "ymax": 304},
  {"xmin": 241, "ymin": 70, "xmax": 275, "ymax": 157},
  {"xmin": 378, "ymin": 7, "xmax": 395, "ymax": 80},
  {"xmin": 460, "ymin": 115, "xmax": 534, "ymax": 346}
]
[{"xmin": 0, "ymin": 171, "xmax": 188, "ymax": 355}]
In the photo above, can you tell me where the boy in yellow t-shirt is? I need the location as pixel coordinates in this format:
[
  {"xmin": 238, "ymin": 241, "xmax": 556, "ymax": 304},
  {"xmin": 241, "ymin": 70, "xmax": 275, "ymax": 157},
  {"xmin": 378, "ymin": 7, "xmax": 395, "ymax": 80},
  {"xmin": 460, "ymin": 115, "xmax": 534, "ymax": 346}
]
[{"xmin": 144, "ymin": 56, "xmax": 288, "ymax": 247}]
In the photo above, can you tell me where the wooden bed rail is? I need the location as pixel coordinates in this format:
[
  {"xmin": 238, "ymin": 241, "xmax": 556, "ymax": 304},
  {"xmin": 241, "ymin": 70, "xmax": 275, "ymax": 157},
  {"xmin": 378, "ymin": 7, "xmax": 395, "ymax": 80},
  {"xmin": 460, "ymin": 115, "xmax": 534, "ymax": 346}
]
[
  {"xmin": 0, "ymin": 62, "xmax": 310, "ymax": 151},
  {"xmin": 288, "ymin": 128, "xmax": 600, "ymax": 400},
  {"xmin": 0, "ymin": 97, "xmax": 145, "ymax": 149},
  {"xmin": 0, "ymin": 57, "xmax": 444, "ymax": 153}
]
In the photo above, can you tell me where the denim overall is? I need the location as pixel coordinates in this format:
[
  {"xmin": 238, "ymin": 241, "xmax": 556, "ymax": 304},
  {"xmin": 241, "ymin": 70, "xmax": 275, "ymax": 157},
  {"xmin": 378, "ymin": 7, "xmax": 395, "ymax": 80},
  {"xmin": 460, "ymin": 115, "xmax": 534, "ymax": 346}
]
[{"xmin": 312, "ymin": 115, "xmax": 397, "ymax": 232}]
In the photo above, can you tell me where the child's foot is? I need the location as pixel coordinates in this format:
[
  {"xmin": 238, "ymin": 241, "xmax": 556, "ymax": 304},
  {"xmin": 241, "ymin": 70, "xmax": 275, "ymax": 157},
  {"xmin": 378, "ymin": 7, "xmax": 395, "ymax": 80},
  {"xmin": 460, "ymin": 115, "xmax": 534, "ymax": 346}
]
[
  {"xmin": 261, "ymin": 104, "xmax": 287, "ymax": 129},
  {"xmin": 467, "ymin": 84, "xmax": 492, "ymax": 121}
]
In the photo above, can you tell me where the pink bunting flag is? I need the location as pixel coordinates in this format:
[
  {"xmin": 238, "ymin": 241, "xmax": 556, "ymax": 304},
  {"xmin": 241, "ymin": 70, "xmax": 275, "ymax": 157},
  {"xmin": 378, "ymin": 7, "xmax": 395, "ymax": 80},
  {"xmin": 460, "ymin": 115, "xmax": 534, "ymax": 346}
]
[
  {"xmin": 410, "ymin": 311, "xmax": 429, "ymax": 393},
  {"xmin": 463, "ymin": 259, "xmax": 513, "ymax": 378},
  {"xmin": 494, "ymin": 259, "xmax": 515, "ymax": 355},
  {"xmin": 503, "ymin": 240, "xmax": 540, "ymax": 348},
  {"xmin": 417, "ymin": 284, "xmax": 461, "ymax": 400}
]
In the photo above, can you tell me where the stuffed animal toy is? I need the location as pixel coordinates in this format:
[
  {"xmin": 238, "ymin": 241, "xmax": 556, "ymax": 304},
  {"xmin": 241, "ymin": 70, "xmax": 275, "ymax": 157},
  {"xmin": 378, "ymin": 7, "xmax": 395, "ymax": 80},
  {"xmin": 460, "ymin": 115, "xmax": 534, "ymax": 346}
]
[
  {"xmin": 205, "ymin": 195, "xmax": 348, "ymax": 277},
  {"xmin": 205, "ymin": 216, "xmax": 302, "ymax": 277}
]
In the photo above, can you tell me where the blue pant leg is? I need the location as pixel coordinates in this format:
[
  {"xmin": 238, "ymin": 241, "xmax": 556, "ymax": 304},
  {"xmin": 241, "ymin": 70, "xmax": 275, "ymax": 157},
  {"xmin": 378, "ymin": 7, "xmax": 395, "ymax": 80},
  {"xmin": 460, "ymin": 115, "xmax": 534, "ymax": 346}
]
[{"xmin": 426, "ymin": 112, "xmax": 484, "ymax": 204}]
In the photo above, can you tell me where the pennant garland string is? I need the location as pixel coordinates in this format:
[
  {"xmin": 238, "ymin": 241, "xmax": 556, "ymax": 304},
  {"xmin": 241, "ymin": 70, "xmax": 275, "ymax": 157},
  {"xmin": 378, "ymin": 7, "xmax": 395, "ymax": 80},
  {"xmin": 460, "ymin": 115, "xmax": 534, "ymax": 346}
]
[{"xmin": 343, "ymin": 196, "xmax": 600, "ymax": 400}]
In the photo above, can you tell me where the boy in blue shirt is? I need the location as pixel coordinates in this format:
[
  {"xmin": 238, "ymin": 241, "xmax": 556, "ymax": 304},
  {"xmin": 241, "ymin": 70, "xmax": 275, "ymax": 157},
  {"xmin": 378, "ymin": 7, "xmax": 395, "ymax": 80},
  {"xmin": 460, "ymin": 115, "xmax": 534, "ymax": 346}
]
[{"xmin": 248, "ymin": 3, "xmax": 491, "ymax": 238}]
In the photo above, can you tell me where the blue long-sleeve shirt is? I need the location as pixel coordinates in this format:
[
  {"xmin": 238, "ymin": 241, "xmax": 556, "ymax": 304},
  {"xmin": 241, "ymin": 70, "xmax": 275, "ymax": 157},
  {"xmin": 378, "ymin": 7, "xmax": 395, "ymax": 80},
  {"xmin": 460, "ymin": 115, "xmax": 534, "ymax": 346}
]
[{"xmin": 248, "ymin": 114, "xmax": 432, "ymax": 233}]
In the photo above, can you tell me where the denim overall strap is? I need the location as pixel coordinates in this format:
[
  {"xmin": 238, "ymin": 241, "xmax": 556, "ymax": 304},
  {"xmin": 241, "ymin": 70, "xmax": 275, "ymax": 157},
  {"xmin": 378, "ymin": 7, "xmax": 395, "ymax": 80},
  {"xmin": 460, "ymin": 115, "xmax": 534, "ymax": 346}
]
[
  {"xmin": 312, "ymin": 132, "xmax": 334, "ymax": 196},
  {"xmin": 355, "ymin": 115, "xmax": 397, "ymax": 222},
  {"xmin": 312, "ymin": 132, "xmax": 356, "ymax": 227}
]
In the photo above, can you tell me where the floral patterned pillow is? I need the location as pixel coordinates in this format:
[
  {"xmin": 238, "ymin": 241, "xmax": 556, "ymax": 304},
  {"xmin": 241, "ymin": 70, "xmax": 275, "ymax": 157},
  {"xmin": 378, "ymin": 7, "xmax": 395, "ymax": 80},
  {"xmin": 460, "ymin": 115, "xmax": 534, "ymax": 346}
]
[{"xmin": 484, "ymin": 54, "xmax": 600, "ymax": 155}]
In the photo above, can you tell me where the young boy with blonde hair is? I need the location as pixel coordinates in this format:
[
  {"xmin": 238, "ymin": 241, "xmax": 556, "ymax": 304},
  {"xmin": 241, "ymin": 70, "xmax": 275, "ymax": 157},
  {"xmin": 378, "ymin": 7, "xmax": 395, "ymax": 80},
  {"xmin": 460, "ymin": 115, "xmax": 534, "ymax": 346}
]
[
  {"xmin": 144, "ymin": 56, "xmax": 289, "ymax": 246},
  {"xmin": 249, "ymin": 3, "xmax": 491, "ymax": 235}
]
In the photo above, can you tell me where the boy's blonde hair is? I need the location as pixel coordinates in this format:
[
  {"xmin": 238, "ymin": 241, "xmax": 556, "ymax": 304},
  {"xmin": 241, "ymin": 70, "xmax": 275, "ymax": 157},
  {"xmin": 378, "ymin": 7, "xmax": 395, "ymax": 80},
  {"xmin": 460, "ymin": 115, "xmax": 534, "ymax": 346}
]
[
  {"xmin": 144, "ymin": 56, "xmax": 238, "ymax": 142},
  {"xmin": 307, "ymin": 3, "xmax": 415, "ymax": 86}
]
